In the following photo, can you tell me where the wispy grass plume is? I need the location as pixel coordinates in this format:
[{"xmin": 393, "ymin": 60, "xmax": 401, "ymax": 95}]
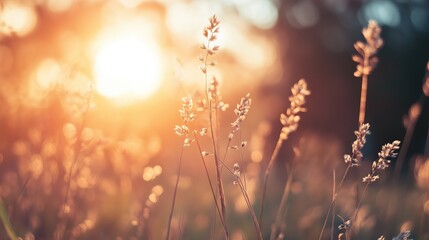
[
  {"xmin": 319, "ymin": 123, "xmax": 370, "ymax": 240},
  {"xmin": 353, "ymin": 20, "xmax": 383, "ymax": 126},
  {"xmin": 259, "ymin": 79, "xmax": 310, "ymax": 227},
  {"xmin": 167, "ymin": 97, "xmax": 195, "ymax": 240}
]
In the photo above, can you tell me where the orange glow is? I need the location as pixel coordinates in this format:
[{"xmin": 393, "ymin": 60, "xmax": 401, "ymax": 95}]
[
  {"xmin": 46, "ymin": 0, "xmax": 73, "ymax": 13},
  {"xmin": 0, "ymin": 2, "xmax": 37, "ymax": 36},
  {"xmin": 93, "ymin": 32, "xmax": 162, "ymax": 101},
  {"xmin": 35, "ymin": 58, "xmax": 61, "ymax": 88}
]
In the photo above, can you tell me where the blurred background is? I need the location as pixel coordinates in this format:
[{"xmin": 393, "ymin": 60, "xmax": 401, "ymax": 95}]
[{"xmin": 0, "ymin": 0, "xmax": 428, "ymax": 239}]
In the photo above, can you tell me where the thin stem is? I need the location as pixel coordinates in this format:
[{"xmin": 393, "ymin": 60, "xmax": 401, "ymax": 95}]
[
  {"xmin": 319, "ymin": 164, "xmax": 352, "ymax": 240},
  {"xmin": 347, "ymin": 182, "xmax": 370, "ymax": 240},
  {"xmin": 331, "ymin": 170, "xmax": 336, "ymax": 240},
  {"xmin": 259, "ymin": 137, "xmax": 284, "ymax": 226},
  {"xmin": 178, "ymin": 213, "xmax": 185, "ymax": 240},
  {"xmin": 194, "ymin": 134, "xmax": 228, "ymax": 237},
  {"xmin": 16, "ymin": 175, "xmax": 31, "ymax": 205},
  {"xmin": 358, "ymin": 57, "xmax": 369, "ymax": 126},
  {"xmin": 270, "ymin": 167, "xmax": 294, "ymax": 240},
  {"xmin": 319, "ymin": 201, "xmax": 335, "ymax": 240},
  {"xmin": 63, "ymin": 142, "xmax": 80, "ymax": 212},
  {"xmin": 203, "ymin": 31, "xmax": 228, "ymax": 235},
  {"xmin": 166, "ymin": 145, "xmax": 184, "ymax": 240},
  {"xmin": 220, "ymin": 138, "xmax": 232, "ymax": 173},
  {"xmin": 10, "ymin": 175, "xmax": 31, "ymax": 220},
  {"xmin": 238, "ymin": 178, "xmax": 263, "ymax": 240},
  {"xmin": 239, "ymin": 129, "xmax": 247, "ymax": 191},
  {"xmin": 59, "ymin": 114, "xmax": 89, "ymax": 240},
  {"xmin": 0, "ymin": 198, "xmax": 18, "ymax": 240},
  {"xmin": 394, "ymin": 95, "xmax": 425, "ymax": 179},
  {"xmin": 61, "ymin": 91, "xmax": 91, "ymax": 210}
]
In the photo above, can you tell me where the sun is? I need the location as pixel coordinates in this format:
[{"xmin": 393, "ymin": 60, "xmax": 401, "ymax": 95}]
[{"xmin": 93, "ymin": 32, "xmax": 162, "ymax": 100}]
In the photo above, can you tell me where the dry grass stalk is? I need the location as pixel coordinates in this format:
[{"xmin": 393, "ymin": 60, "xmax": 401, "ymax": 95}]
[
  {"xmin": 394, "ymin": 62, "xmax": 429, "ymax": 179},
  {"xmin": 221, "ymin": 93, "xmax": 252, "ymax": 171},
  {"xmin": 233, "ymin": 163, "xmax": 263, "ymax": 240},
  {"xmin": 167, "ymin": 97, "xmax": 195, "ymax": 240},
  {"xmin": 199, "ymin": 16, "xmax": 229, "ymax": 237},
  {"xmin": 56, "ymin": 81, "xmax": 93, "ymax": 240},
  {"xmin": 353, "ymin": 20, "xmax": 383, "ymax": 126},
  {"xmin": 269, "ymin": 147, "xmax": 300, "ymax": 240},
  {"xmin": 319, "ymin": 123, "xmax": 370, "ymax": 240},
  {"xmin": 424, "ymin": 62, "xmax": 429, "ymax": 156},
  {"xmin": 0, "ymin": 196, "xmax": 18, "ymax": 240},
  {"xmin": 331, "ymin": 170, "xmax": 336, "ymax": 240},
  {"xmin": 193, "ymin": 132, "xmax": 228, "ymax": 235},
  {"xmin": 259, "ymin": 79, "xmax": 310, "ymax": 227},
  {"xmin": 345, "ymin": 140, "xmax": 401, "ymax": 240}
]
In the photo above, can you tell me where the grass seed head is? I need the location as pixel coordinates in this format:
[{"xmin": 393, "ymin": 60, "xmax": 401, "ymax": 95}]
[
  {"xmin": 353, "ymin": 20, "xmax": 383, "ymax": 77},
  {"xmin": 345, "ymin": 123, "xmax": 370, "ymax": 167},
  {"xmin": 280, "ymin": 79, "xmax": 310, "ymax": 140}
]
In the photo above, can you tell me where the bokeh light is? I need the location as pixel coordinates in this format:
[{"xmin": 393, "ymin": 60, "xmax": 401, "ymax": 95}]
[
  {"xmin": 34, "ymin": 58, "xmax": 61, "ymax": 89},
  {"xmin": 286, "ymin": 1, "xmax": 319, "ymax": 29},
  {"xmin": 361, "ymin": 0, "xmax": 401, "ymax": 27},
  {"xmin": 234, "ymin": 0, "xmax": 278, "ymax": 29},
  {"xmin": 45, "ymin": 0, "xmax": 74, "ymax": 13},
  {"xmin": 0, "ymin": 0, "xmax": 428, "ymax": 239},
  {"xmin": 410, "ymin": 7, "xmax": 429, "ymax": 32},
  {"xmin": 0, "ymin": 2, "xmax": 37, "ymax": 36}
]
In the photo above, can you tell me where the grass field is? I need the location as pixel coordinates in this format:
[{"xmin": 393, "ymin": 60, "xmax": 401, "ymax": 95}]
[{"xmin": 0, "ymin": 1, "xmax": 428, "ymax": 239}]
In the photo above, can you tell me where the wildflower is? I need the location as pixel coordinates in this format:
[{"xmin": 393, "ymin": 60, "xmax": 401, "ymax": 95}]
[
  {"xmin": 344, "ymin": 123, "xmax": 370, "ymax": 167},
  {"xmin": 280, "ymin": 79, "xmax": 310, "ymax": 140}
]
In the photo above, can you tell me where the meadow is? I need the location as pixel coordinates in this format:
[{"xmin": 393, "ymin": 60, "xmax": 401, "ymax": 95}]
[{"xmin": 0, "ymin": 1, "xmax": 428, "ymax": 240}]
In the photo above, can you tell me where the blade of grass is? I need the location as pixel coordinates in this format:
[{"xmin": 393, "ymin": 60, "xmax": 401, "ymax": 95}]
[
  {"xmin": 237, "ymin": 177, "xmax": 263, "ymax": 240},
  {"xmin": 259, "ymin": 137, "xmax": 283, "ymax": 226},
  {"xmin": 166, "ymin": 144, "xmax": 184, "ymax": 240},
  {"xmin": 270, "ymin": 166, "xmax": 294, "ymax": 240},
  {"xmin": 0, "ymin": 197, "xmax": 18, "ymax": 240},
  {"xmin": 194, "ymin": 133, "xmax": 228, "ymax": 237}
]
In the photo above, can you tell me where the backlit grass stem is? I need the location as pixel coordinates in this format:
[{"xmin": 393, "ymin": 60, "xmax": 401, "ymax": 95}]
[{"xmin": 259, "ymin": 79, "xmax": 310, "ymax": 227}]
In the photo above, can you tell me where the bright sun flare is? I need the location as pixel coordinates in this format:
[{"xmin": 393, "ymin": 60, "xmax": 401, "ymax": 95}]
[{"xmin": 94, "ymin": 33, "xmax": 162, "ymax": 100}]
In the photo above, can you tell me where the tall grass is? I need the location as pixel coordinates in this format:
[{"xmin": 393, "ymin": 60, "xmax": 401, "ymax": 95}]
[{"xmin": 0, "ymin": 14, "xmax": 427, "ymax": 240}]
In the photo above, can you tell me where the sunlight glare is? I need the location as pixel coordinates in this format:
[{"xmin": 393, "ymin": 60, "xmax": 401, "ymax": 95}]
[
  {"xmin": 94, "ymin": 33, "xmax": 162, "ymax": 100},
  {"xmin": 0, "ymin": 2, "xmax": 37, "ymax": 36}
]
